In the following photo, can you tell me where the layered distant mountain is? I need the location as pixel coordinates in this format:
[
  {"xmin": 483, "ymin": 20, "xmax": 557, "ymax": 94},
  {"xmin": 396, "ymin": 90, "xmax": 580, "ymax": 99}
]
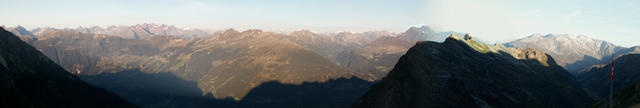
[
  {"xmin": 505, "ymin": 34, "xmax": 639, "ymax": 74},
  {"xmin": 21, "ymin": 28, "xmax": 379, "ymax": 107},
  {"xmin": 14, "ymin": 25, "xmax": 451, "ymax": 80},
  {"xmin": 13, "ymin": 23, "xmax": 212, "ymax": 39},
  {"xmin": 352, "ymin": 34, "xmax": 593, "ymax": 107},
  {"xmin": 335, "ymin": 36, "xmax": 413, "ymax": 79},
  {"xmin": 29, "ymin": 29, "xmax": 365, "ymax": 97},
  {"xmin": 398, "ymin": 26, "xmax": 442, "ymax": 43},
  {"xmin": 283, "ymin": 30, "xmax": 351, "ymax": 62},
  {"xmin": 578, "ymin": 54, "xmax": 640, "ymax": 99},
  {"xmin": 74, "ymin": 24, "xmax": 211, "ymax": 39},
  {"xmin": 329, "ymin": 31, "xmax": 396, "ymax": 48},
  {"xmin": 330, "ymin": 26, "xmax": 462, "ymax": 79},
  {"xmin": 3, "ymin": 25, "xmax": 37, "ymax": 43},
  {"xmin": 6, "ymin": 24, "xmax": 459, "ymax": 107},
  {"xmin": 4, "ymin": 26, "xmax": 35, "ymax": 38},
  {"xmin": 0, "ymin": 27, "xmax": 136, "ymax": 108}
]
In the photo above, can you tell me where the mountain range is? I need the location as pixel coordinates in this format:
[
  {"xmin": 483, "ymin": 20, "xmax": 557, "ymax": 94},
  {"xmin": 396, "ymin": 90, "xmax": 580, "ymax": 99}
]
[
  {"xmin": 13, "ymin": 28, "xmax": 386, "ymax": 107},
  {"xmin": 2, "ymin": 24, "xmax": 460, "ymax": 107},
  {"xmin": 5, "ymin": 24, "xmax": 211, "ymax": 39},
  {"xmin": 0, "ymin": 27, "xmax": 137, "ymax": 108},
  {"xmin": 505, "ymin": 34, "xmax": 640, "ymax": 74},
  {"xmin": 29, "ymin": 29, "xmax": 364, "ymax": 100},
  {"xmin": 5, "ymin": 24, "xmax": 640, "ymax": 107}
]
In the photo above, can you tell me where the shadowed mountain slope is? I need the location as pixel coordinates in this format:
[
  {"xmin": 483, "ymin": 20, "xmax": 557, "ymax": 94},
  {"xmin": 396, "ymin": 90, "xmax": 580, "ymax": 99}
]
[
  {"xmin": 335, "ymin": 36, "xmax": 413, "ymax": 79},
  {"xmin": 0, "ymin": 27, "xmax": 137, "ymax": 108},
  {"xmin": 27, "ymin": 29, "xmax": 369, "ymax": 102},
  {"xmin": 79, "ymin": 69, "xmax": 372, "ymax": 108},
  {"xmin": 578, "ymin": 54, "xmax": 640, "ymax": 99},
  {"xmin": 592, "ymin": 80, "xmax": 640, "ymax": 108}
]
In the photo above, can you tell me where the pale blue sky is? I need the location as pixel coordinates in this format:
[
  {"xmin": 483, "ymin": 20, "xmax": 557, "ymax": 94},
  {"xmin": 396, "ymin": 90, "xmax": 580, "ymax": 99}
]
[
  {"xmin": 1, "ymin": 0, "xmax": 638, "ymax": 46},
  {"xmin": 0, "ymin": 0, "xmax": 425, "ymax": 32},
  {"xmin": 424, "ymin": 0, "xmax": 640, "ymax": 47}
]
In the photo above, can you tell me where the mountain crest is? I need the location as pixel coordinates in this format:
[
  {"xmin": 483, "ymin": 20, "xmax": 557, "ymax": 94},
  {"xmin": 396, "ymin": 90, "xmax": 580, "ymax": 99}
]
[
  {"xmin": 290, "ymin": 30, "xmax": 316, "ymax": 37},
  {"xmin": 444, "ymin": 33, "xmax": 498, "ymax": 54}
]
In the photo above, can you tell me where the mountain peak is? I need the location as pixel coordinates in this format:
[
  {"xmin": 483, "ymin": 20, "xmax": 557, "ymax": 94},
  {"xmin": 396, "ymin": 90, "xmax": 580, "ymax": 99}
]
[
  {"xmin": 290, "ymin": 29, "xmax": 315, "ymax": 36},
  {"xmin": 398, "ymin": 25, "xmax": 441, "ymax": 43},
  {"xmin": 407, "ymin": 25, "xmax": 435, "ymax": 33},
  {"xmin": 14, "ymin": 25, "xmax": 26, "ymax": 30},
  {"xmin": 5, "ymin": 25, "xmax": 36, "ymax": 39},
  {"xmin": 135, "ymin": 23, "xmax": 167, "ymax": 28},
  {"xmin": 222, "ymin": 28, "xmax": 240, "ymax": 34},
  {"xmin": 240, "ymin": 29, "xmax": 263, "ymax": 34}
]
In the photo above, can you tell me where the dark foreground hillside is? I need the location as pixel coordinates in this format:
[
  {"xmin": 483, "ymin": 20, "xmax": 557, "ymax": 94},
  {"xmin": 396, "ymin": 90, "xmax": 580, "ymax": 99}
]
[
  {"xmin": 579, "ymin": 54, "xmax": 640, "ymax": 107},
  {"xmin": 578, "ymin": 54, "xmax": 640, "ymax": 98},
  {"xmin": 593, "ymin": 81, "xmax": 640, "ymax": 108}
]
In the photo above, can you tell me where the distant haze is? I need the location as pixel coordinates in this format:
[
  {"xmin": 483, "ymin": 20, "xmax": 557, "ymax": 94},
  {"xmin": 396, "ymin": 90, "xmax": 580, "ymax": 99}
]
[
  {"xmin": 1, "ymin": 0, "xmax": 638, "ymax": 47},
  {"xmin": 0, "ymin": 0, "xmax": 425, "ymax": 33},
  {"xmin": 424, "ymin": 0, "xmax": 640, "ymax": 47}
]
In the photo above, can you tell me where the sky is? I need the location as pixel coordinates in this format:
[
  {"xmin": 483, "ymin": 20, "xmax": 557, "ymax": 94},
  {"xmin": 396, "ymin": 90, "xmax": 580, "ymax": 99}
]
[
  {"xmin": 0, "ymin": 0, "xmax": 638, "ymax": 46},
  {"xmin": 424, "ymin": 0, "xmax": 640, "ymax": 47},
  {"xmin": 0, "ymin": 0, "xmax": 425, "ymax": 32}
]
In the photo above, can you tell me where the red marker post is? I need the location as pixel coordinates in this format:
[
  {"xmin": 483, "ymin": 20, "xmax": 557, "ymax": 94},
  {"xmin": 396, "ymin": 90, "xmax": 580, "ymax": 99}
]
[{"xmin": 609, "ymin": 55, "xmax": 614, "ymax": 108}]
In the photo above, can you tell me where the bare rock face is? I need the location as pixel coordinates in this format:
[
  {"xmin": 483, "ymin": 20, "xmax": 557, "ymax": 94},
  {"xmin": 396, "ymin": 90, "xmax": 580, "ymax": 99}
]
[{"xmin": 351, "ymin": 34, "xmax": 593, "ymax": 108}]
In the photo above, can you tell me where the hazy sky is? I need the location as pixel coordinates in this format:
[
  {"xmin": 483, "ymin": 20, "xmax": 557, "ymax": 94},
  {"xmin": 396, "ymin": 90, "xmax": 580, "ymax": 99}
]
[
  {"xmin": 424, "ymin": 0, "xmax": 640, "ymax": 47},
  {"xmin": 1, "ymin": 0, "xmax": 638, "ymax": 46},
  {"xmin": 0, "ymin": 0, "xmax": 425, "ymax": 32}
]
